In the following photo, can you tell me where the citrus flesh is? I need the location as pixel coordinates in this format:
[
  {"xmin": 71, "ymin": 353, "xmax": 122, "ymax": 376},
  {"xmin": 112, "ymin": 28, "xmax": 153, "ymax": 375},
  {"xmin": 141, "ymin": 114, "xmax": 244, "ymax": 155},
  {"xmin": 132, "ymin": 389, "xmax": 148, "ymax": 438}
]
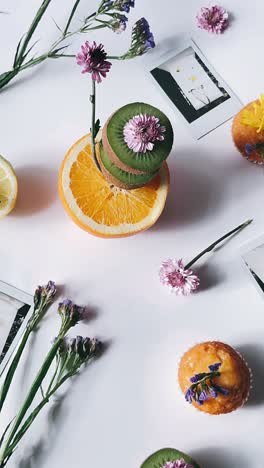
[
  {"xmin": 58, "ymin": 134, "xmax": 169, "ymax": 238},
  {"xmin": 0, "ymin": 155, "xmax": 18, "ymax": 219}
]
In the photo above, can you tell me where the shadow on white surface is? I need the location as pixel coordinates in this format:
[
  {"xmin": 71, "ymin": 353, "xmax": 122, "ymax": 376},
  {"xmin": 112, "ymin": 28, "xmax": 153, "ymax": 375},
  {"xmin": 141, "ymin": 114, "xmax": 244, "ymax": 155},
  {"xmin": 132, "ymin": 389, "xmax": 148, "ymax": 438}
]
[
  {"xmin": 192, "ymin": 447, "xmax": 249, "ymax": 468},
  {"xmin": 236, "ymin": 344, "xmax": 264, "ymax": 407},
  {"xmin": 13, "ymin": 166, "xmax": 58, "ymax": 216}
]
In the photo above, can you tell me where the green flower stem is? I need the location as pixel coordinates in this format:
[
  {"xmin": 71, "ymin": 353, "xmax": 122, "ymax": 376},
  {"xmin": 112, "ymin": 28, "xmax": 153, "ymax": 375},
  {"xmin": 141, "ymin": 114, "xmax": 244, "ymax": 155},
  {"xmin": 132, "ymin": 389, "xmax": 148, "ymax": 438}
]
[
  {"xmin": 63, "ymin": 0, "xmax": 82, "ymax": 36},
  {"xmin": 0, "ymin": 329, "xmax": 30, "ymax": 414},
  {"xmin": 185, "ymin": 219, "xmax": 253, "ymax": 270},
  {"xmin": 14, "ymin": 0, "xmax": 53, "ymax": 67},
  {"xmin": 90, "ymin": 80, "xmax": 101, "ymax": 171},
  {"xmin": 3, "ymin": 374, "xmax": 70, "ymax": 461},
  {"xmin": 0, "ymin": 334, "xmax": 65, "ymax": 466}
]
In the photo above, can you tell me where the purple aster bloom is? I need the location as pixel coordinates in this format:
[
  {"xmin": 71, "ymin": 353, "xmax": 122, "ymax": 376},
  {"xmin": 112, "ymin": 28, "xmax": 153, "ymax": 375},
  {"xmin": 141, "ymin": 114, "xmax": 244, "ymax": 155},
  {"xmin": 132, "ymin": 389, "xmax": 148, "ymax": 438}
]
[
  {"xmin": 123, "ymin": 114, "xmax": 166, "ymax": 153},
  {"xmin": 208, "ymin": 362, "xmax": 222, "ymax": 372},
  {"xmin": 244, "ymin": 143, "xmax": 256, "ymax": 155},
  {"xmin": 185, "ymin": 387, "xmax": 195, "ymax": 404},
  {"xmin": 159, "ymin": 259, "xmax": 200, "ymax": 295},
  {"xmin": 190, "ymin": 372, "xmax": 207, "ymax": 383},
  {"xmin": 196, "ymin": 5, "xmax": 229, "ymax": 34},
  {"xmin": 76, "ymin": 41, "xmax": 112, "ymax": 83},
  {"xmin": 162, "ymin": 460, "xmax": 194, "ymax": 468}
]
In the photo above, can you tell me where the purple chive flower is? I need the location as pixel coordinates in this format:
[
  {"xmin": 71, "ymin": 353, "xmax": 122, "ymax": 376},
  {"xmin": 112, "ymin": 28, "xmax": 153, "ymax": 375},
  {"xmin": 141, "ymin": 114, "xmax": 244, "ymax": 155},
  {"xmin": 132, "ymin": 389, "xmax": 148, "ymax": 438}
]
[
  {"xmin": 208, "ymin": 362, "xmax": 222, "ymax": 372},
  {"xmin": 123, "ymin": 114, "xmax": 166, "ymax": 153},
  {"xmin": 190, "ymin": 373, "xmax": 207, "ymax": 383},
  {"xmin": 76, "ymin": 41, "xmax": 112, "ymax": 83},
  {"xmin": 244, "ymin": 143, "xmax": 256, "ymax": 155},
  {"xmin": 159, "ymin": 259, "xmax": 200, "ymax": 295},
  {"xmin": 162, "ymin": 460, "xmax": 194, "ymax": 468},
  {"xmin": 196, "ymin": 5, "xmax": 229, "ymax": 34}
]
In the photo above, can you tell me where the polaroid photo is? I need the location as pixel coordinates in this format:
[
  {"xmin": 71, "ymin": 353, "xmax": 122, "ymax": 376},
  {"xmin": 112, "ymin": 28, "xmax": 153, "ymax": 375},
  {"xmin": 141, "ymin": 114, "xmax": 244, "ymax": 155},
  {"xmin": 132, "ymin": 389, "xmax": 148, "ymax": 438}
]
[
  {"xmin": 149, "ymin": 39, "xmax": 243, "ymax": 139},
  {"xmin": 0, "ymin": 281, "xmax": 32, "ymax": 376},
  {"xmin": 240, "ymin": 235, "xmax": 264, "ymax": 297}
]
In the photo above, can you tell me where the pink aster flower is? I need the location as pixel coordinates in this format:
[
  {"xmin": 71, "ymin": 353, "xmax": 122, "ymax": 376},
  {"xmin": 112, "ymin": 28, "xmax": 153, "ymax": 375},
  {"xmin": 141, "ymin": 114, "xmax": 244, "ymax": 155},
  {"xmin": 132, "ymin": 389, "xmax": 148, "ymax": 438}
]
[
  {"xmin": 159, "ymin": 259, "xmax": 200, "ymax": 296},
  {"xmin": 76, "ymin": 41, "xmax": 112, "ymax": 83},
  {"xmin": 196, "ymin": 5, "xmax": 229, "ymax": 34},
  {"xmin": 162, "ymin": 460, "xmax": 194, "ymax": 468},
  {"xmin": 123, "ymin": 114, "xmax": 166, "ymax": 153}
]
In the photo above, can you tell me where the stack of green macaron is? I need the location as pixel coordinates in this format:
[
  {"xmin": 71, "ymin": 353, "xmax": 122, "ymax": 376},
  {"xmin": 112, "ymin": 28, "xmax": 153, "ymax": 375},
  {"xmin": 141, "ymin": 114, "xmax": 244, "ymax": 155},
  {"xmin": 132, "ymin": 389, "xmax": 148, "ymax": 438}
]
[{"xmin": 97, "ymin": 102, "xmax": 174, "ymax": 189}]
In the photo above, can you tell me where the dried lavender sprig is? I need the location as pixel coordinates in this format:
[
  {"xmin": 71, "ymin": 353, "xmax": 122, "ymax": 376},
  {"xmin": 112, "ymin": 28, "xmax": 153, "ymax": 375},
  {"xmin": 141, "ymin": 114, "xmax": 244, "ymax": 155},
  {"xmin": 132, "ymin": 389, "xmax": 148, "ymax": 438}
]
[
  {"xmin": 185, "ymin": 362, "xmax": 229, "ymax": 406},
  {"xmin": 0, "ymin": 281, "xmax": 56, "ymax": 414},
  {"xmin": 0, "ymin": 336, "xmax": 101, "ymax": 464},
  {"xmin": 0, "ymin": 300, "xmax": 84, "ymax": 467}
]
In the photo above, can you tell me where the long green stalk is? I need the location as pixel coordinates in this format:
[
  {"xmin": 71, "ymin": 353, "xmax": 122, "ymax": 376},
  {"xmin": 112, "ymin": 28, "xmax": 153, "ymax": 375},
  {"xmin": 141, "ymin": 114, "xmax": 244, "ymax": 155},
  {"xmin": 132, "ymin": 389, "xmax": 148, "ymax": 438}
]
[
  {"xmin": 0, "ymin": 329, "xmax": 30, "ymax": 413},
  {"xmin": 0, "ymin": 336, "xmax": 64, "ymax": 466},
  {"xmin": 185, "ymin": 219, "xmax": 253, "ymax": 269}
]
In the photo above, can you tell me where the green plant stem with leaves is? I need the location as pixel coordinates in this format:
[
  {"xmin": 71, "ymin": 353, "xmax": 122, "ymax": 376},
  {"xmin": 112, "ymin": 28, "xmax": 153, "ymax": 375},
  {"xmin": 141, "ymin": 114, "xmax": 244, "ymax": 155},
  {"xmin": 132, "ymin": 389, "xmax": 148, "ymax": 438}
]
[
  {"xmin": 0, "ymin": 291, "xmax": 101, "ymax": 468},
  {"xmin": 0, "ymin": 1, "xmax": 107, "ymax": 91}
]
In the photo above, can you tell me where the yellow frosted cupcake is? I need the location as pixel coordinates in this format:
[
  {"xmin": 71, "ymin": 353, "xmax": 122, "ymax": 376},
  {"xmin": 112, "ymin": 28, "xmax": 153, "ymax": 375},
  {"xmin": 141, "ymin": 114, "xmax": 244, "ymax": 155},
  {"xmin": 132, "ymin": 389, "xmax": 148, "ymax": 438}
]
[
  {"xmin": 178, "ymin": 341, "xmax": 251, "ymax": 415},
  {"xmin": 232, "ymin": 94, "xmax": 264, "ymax": 165}
]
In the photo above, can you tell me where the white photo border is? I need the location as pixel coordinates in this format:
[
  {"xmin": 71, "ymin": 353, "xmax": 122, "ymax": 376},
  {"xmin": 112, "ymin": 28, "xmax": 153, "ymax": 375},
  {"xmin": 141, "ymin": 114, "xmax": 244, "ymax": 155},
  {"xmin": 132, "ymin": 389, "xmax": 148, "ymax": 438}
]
[
  {"xmin": 0, "ymin": 280, "xmax": 33, "ymax": 376},
  {"xmin": 148, "ymin": 39, "xmax": 243, "ymax": 139}
]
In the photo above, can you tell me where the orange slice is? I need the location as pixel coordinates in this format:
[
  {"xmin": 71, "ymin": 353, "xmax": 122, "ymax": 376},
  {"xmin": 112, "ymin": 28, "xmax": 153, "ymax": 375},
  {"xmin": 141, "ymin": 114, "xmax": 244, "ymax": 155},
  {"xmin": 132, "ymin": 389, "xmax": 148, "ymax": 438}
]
[{"xmin": 58, "ymin": 134, "xmax": 169, "ymax": 238}]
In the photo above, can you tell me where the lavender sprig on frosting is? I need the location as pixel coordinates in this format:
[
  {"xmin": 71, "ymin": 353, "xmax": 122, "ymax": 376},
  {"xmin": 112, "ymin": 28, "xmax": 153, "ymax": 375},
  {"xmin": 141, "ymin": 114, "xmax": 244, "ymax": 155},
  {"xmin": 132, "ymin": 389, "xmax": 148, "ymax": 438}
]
[{"xmin": 185, "ymin": 362, "xmax": 229, "ymax": 406}]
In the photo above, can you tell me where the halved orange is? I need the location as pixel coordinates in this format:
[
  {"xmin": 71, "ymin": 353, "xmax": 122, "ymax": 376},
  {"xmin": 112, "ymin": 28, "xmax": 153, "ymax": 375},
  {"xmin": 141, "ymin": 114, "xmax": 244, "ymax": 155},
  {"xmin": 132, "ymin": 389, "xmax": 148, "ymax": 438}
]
[{"xmin": 58, "ymin": 134, "xmax": 170, "ymax": 238}]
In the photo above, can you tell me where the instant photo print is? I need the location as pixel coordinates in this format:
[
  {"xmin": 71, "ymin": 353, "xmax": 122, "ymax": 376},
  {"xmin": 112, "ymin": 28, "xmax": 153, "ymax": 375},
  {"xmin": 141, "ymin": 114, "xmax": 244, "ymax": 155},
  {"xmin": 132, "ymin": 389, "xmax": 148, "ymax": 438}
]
[
  {"xmin": 150, "ymin": 40, "xmax": 242, "ymax": 139},
  {"xmin": 0, "ymin": 281, "xmax": 32, "ymax": 376},
  {"xmin": 241, "ymin": 235, "xmax": 264, "ymax": 297}
]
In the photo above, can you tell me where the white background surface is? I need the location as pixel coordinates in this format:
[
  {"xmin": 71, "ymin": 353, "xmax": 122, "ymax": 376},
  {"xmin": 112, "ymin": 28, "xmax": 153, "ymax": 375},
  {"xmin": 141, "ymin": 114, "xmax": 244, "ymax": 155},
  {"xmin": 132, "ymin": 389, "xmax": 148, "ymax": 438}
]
[{"xmin": 0, "ymin": 1, "xmax": 264, "ymax": 467}]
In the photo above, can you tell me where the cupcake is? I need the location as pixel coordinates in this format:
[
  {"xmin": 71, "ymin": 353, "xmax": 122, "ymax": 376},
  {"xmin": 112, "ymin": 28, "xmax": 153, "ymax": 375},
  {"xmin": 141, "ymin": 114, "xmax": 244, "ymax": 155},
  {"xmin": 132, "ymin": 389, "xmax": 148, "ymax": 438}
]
[
  {"xmin": 232, "ymin": 94, "xmax": 264, "ymax": 165},
  {"xmin": 178, "ymin": 341, "xmax": 251, "ymax": 415},
  {"xmin": 141, "ymin": 448, "xmax": 201, "ymax": 468}
]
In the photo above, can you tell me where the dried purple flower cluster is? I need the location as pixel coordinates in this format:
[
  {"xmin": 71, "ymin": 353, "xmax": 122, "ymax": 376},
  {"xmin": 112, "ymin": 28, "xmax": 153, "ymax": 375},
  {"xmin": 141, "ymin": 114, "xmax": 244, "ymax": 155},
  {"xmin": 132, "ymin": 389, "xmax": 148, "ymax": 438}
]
[
  {"xmin": 245, "ymin": 142, "xmax": 264, "ymax": 157},
  {"xmin": 159, "ymin": 259, "xmax": 200, "ymax": 295},
  {"xmin": 185, "ymin": 362, "xmax": 229, "ymax": 406},
  {"xmin": 162, "ymin": 460, "xmax": 194, "ymax": 468},
  {"xmin": 196, "ymin": 5, "xmax": 229, "ymax": 34},
  {"xmin": 123, "ymin": 114, "xmax": 166, "ymax": 153},
  {"xmin": 58, "ymin": 299, "xmax": 85, "ymax": 328}
]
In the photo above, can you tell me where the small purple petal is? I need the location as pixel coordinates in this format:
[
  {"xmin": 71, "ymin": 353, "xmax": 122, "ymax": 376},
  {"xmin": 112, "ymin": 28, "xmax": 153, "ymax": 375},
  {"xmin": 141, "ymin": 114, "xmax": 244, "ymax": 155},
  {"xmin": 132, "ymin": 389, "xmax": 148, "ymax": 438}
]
[
  {"xmin": 190, "ymin": 372, "xmax": 207, "ymax": 383},
  {"xmin": 244, "ymin": 143, "xmax": 256, "ymax": 155},
  {"xmin": 208, "ymin": 362, "xmax": 222, "ymax": 372}
]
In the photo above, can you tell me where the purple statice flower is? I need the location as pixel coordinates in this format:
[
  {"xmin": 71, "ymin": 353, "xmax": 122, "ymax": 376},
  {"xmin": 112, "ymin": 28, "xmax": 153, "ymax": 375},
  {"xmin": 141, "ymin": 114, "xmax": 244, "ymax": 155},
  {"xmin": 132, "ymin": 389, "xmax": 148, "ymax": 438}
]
[
  {"xmin": 76, "ymin": 41, "xmax": 112, "ymax": 83},
  {"xmin": 58, "ymin": 299, "xmax": 84, "ymax": 328},
  {"xmin": 123, "ymin": 114, "xmax": 166, "ymax": 153},
  {"xmin": 196, "ymin": 5, "xmax": 229, "ymax": 34},
  {"xmin": 111, "ymin": 14, "xmax": 128, "ymax": 33},
  {"xmin": 190, "ymin": 372, "xmax": 207, "ymax": 383},
  {"xmin": 113, "ymin": 0, "xmax": 135, "ymax": 13},
  {"xmin": 162, "ymin": 460, "xmax": 194, "ymax": 468},
  {"xmin": 208, "ymin": 362, "xmax": 222, "ymax": 372},
  {"xmin": 34, "ymin": 281, "xmax": 56, "ymax": 309},
  {"xmin": 244, "ymin": 143, "xmax": 256, "ymax": 155},
  {"xmin": 159, "ymin": 259, "xmax": 200, "ymax": 296}
]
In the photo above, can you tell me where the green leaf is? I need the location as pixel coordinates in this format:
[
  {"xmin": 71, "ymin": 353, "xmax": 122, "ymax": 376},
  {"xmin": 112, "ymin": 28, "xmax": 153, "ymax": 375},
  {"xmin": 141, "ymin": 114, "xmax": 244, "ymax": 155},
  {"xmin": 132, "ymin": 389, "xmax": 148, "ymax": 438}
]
[{"xmin": 94, "ymin": 118, "xmax": 101, "ymax": 139}]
